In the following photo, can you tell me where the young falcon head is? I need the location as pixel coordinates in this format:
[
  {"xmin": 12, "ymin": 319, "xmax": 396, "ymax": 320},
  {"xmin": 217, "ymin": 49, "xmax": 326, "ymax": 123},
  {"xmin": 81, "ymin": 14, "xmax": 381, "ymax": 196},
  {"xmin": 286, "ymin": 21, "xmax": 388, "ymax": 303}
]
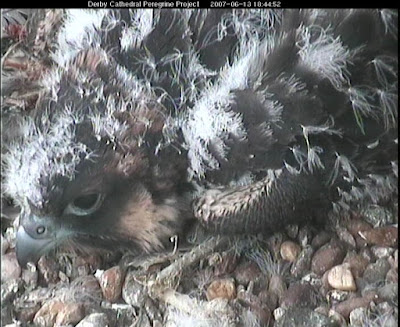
[
  {"xmin": 2, "ymin": 9, "xmax": 398, "ymax": 266},
  {"xmin": 3, "ymin": 47, "xmax": 191, "ymax": 267}
]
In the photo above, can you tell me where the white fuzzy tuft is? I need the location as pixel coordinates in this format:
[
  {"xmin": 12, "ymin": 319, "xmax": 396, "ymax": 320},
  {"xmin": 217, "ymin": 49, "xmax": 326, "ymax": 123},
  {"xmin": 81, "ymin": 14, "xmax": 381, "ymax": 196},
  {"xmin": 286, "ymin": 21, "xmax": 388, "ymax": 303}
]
[
  {"xmin": 379, "ymin": 9, "xmax": 398, "ymax": 38},
  {"xmin": 307, "ymin": 146, "xmax": 325, "ymax": 173},
  {"xmin": 329, "ymin": 152, "xmax": 358, "ymax": 186},
  {"xmin": 290, "ymin": 145, "xmax": 308, "ymax": 172},
  {"xmin": 301, "ymin": 119, "xmax": 342, "ymax": 140},
  {"xmin": 306, "ymin": 9, "xmax": 328, "ymax": 24},
  {"xmin": 52, "ymin": 9, "xmax": 107, "ymax": 67},
  {"xmin": 181, "ymin": 41, "xmax": 260, "ymax": 179},
  {"xmin": 284, "ymin": 161, "xmax": 302, "ymax": 175},
  {"xmin": 332, "ymin": 165, "xmax": 396, "ymax": 213},
  {"xmin": 228, "ymin": 9, "xmax": 282, "ymax": 41},
  {"xmin": 245, "ymin": 244, "xmax": 287, "ymax": 276},
  {"xmin": 279, "ymin": 74, "xmax": 307, "ymax": 94},
  {"xmin": 376, "ymin": 88, "xmax": 398, "ymax": 130},
  {"xmin": 371, "ymin": 55, "xmax": 397, "ymax": 88},
  {"xmin": 183, "ymin": 50, "xmax": 216, "ymax": 103},
  {"xmin": 391, "ymin": 161, "xmax": 398, "ymax": 178},
  {"xmin": 3, "ymin": 109, "xmax": 93, "ymax": 208},
  {"xmin": 165, "ymin": 310, "xmax": 218, "ymax": 327},
  {"xmin": 300, "ymin": 120, "xmax": 342, "ymax": 173},
  {"xmin": 164, "ymin": 299, "xmax": 236, "ymax": 327},
  {"xmin": 348, "ymin": 87, "xmax": 377, "ymax": 132},
  {"xmin": 40, "ymin": 67, "xmax": 64, "ymax": 99},
  {"xmin": 120, "ymin": 9, "xmax": 157, "ymax": 51},
  {"xmin": 297, "ymin": 25, "xmax": 351, "ymax": 89}
]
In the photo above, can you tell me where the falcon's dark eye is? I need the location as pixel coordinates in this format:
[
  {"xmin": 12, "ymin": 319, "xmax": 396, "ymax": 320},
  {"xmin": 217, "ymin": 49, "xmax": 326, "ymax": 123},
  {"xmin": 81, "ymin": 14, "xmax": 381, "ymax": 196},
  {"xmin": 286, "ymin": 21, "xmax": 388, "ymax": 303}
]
[
  {"xmin": 64, "ymin": 193, "xmax": 104, "ymax": 216},
  {"xmin": 74, "ymin": 194, "xmax": 99, "ymax": 210}
]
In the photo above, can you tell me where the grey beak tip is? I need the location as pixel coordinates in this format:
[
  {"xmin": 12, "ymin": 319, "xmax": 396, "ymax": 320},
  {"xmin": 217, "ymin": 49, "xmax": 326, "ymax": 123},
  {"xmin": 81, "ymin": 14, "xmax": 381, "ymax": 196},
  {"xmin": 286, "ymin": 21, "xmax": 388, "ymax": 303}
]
[{"xmin": 16, "ymin": 226, "xmax": 52, "ymax": 267}]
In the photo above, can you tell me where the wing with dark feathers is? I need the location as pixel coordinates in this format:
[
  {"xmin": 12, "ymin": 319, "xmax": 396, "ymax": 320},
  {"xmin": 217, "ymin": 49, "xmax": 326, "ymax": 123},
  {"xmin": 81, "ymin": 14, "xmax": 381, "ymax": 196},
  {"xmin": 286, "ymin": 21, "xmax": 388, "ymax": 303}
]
[{"xmin": 0, "ymin": 9, "xmax": 397, "ymax": 264}]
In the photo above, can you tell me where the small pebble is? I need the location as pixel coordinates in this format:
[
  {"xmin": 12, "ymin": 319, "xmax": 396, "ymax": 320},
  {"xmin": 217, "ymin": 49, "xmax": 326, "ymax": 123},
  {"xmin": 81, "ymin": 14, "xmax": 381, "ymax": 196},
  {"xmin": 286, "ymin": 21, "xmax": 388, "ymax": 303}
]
[
  {"xmin": 206, "ymin": 278, "xmax": 236, "ymax": 301},
  {"xmin": 297, "ymin": 225, "xmax": 313, "ymax": 247},
  {"xmin": 1, "ymin": 252, "xmax": 21, "ymax": 282},
  {"xmin": 233, "ymin": 261, "xmax": 262, "ymax": 286},
  {"xmin": 328, "ymin": 309, "xmax": 347, "ymax": 326},
  {"xmin": 70, "ymin": 275, "xmax": 103, "ymax": 304},
  {"xmin": 269, "ymin": 274, "xmax": 287, "ymax": 302},
  {"xmin": 386, "ymin": 268, "xmax": 398, "ymax": 283},
  {"xmin": 388, "ymin": 249, "xmax": 398, "ymax": 270},
  {"xmin": 343, "ymin": 252, "xmax": 369, "ymax": 278},
  {"xmin": 336, "ymin": 227, "xmax": 356, "ymax": 248},
  {"xmin": 285, "ymin": 224, "xmax": 299, "ymax": 239},
  {"xmin": 377, "ymin": 283, "xmax": 398, "ymax": 304},
  {"xmin": 280, "ymin": 282, "xmax": 318, "ymax": 308},
  {"xmin": 371, "ymin": 246, "xmax": 394, "ymax": 259},
  {"xmin": 106, "ymin": 304, "xmax": 136, "ymax": 326},
  {"xmin": 55, "ymin": 302, "xmax": 85, "ymax": 326},
  {"xmin": 355, "ymin": 235, "xmax": 369, "ymax": 249},
  {"xmin": 1, "ymin": 235, "xmax": 10, "ymax": 254},
  {"xmin": 258, "ymin": 289, "xmax": 278, "ymax": 311},
  {"xmin": 68, "ymin": 253, "xmax": 103, "ymax": 279},
  {"xmin": 349, "ymin": 307, "xmax": 368, "ymax": 327},
  {"xmin": 346, "ymin": 219, "xmax": 372, "ymax": 238},
  {"xmin": 311, "ymin": 230, "xmax": 331, "ymax": 249},
  {"xmin": 21, "ymin": 265, "xmax": 39, "ymax": 289},
  {"xmin": 4, "ymin": 227, "xmax": 16, "ymax": 249},
  {"xmin": 320, "ymin": 270, "xmax": 332, "ymax": 296},
  {"xmin": 37, "ymin": 256, "xmax": 59, "ymax": 284},
  {"xmin": 33, "ymin": 300, "xmax": 64, "ymax": 327},
  {"xmin": 363, "ymin": 258, "xmax": 391, "ymax": 284},
  {"xmin": 359, "ymin": 247, "xmax": 374, "ymax": 262},
  {"xmin": 327, "ymin": 264, "xmax": 357, "ymax": 291},
  {"xmin": 276, "ymin": 307, "xmax": 338, "ymax": 327},
  {"xmin": 359, "ymin": 226, "xmax": 398, "ymax": 247},
  {"xmin": 361, "ymin": 205, "xmax": 394, "ymax": 226},
  {"xmin": 15, "ymin": 303, "xmax": 41, "ymax": 323},
  {"xmin": 96, "ymin": 265, "xmax": 124, "ymax": 302},
  {"xmin": 332, "ymin": 292, "xmax": 379, "ymax": 320},
  {"xmin": 291, "ymin": 246, "xmax": 314, "ymax": 278},
  {"xmin": 273, "ymin": 307, "xmax": 286, "ymax": 321},
  {"xmin": 75, "ymin": 313, "xmax": 109, "ymax": 327},
  {"xmin": 326, "ymin": 289, "xmax": 351, "ymax": 304},
  {"xmin": 301, "ymin": 273, "xmax": 323, "ymax": 287},
  {"xmin": 311, "ymin": 241, "xmax": 345, "ymax": 276},
  {"xmin": 314, "ymin": 305, "xmax": 329, "ymax": 317},
  {"xmin": 280, "ymin": 241, "xmax": 301, "ymax": 262}
]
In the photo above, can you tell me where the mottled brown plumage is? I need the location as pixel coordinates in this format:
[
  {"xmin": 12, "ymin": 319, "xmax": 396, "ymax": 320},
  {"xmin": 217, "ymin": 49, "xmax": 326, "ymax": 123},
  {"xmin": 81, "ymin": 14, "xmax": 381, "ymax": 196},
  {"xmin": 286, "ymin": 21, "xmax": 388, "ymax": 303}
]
[{"xmin": 1, "ymin": 9, "xmax": 397, "ymax": 267}]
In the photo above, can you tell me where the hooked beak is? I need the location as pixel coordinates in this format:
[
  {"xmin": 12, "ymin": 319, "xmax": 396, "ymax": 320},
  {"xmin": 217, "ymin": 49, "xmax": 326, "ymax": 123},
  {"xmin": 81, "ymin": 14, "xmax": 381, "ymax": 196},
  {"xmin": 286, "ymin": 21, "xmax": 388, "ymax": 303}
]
[
  {"xmin": 16, "ymin": 225, "xmax": 54, "ymax": 267},
  {"xmin": 15, "ymin": 213, "xmax": 65, "ymax": 267}
]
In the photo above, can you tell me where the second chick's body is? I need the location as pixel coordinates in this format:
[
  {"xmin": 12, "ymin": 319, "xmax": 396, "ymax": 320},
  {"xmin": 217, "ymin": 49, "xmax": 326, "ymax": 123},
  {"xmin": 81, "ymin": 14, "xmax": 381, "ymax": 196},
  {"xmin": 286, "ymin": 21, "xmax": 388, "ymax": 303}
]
[{"xmin": 1, "ymin": 9, "xmax": 398, "ymax": 266}]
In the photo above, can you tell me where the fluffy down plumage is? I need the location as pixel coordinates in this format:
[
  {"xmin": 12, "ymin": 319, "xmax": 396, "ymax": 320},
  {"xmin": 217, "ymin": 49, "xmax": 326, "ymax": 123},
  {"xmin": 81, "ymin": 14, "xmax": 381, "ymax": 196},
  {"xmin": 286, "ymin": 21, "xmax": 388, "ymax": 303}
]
[{"xmin": 1, "ymin": 9, "xmax": 398, "ymax": 266}]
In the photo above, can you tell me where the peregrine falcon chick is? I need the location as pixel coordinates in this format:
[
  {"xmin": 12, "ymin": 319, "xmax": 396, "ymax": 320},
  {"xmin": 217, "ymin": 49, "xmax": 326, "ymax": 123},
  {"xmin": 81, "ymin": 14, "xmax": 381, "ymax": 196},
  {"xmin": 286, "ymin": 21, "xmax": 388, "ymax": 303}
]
[{"xmin": 1, "ymin": 9, "xmax": 398, "ymax": 267}]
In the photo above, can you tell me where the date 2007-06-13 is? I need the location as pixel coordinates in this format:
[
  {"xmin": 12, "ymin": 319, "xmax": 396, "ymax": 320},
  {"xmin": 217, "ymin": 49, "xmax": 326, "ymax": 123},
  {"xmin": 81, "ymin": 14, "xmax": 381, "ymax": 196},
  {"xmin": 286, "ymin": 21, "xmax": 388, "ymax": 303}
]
[{"xmin": 210, "ymin": 1, "xmax": 281, "ymax": 8}]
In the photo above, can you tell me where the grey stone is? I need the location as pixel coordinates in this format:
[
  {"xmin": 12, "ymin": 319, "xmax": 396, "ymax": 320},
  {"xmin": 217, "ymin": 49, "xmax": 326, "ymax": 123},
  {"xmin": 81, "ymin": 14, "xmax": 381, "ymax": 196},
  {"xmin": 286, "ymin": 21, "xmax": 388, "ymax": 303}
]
[{"xmin": 274, "ymin": 307, "xmax": 339, "ymax": 327}]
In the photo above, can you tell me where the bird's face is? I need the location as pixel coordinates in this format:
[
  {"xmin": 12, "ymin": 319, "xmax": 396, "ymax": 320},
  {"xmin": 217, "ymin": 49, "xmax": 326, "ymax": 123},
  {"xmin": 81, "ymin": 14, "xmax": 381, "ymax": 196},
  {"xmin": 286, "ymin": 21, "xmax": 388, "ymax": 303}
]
[
  {"xmin": 3, "ymin": 50, "xmax": 191, "ymax": 267},
  {"xmin": 16, "ymin": 164, "xmax": 187, "ymax": 267}
]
